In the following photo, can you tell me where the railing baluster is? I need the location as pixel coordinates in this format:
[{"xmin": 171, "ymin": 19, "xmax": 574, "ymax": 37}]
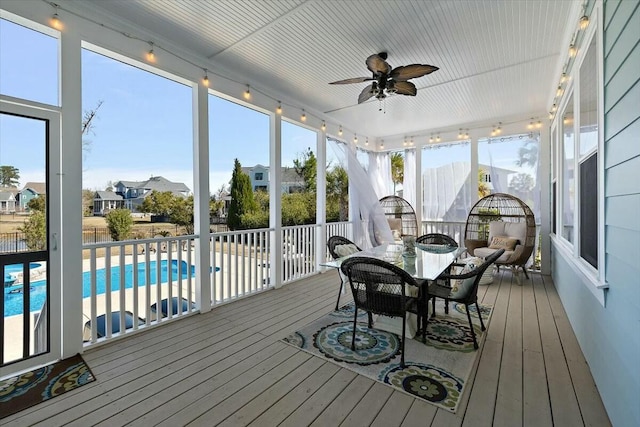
[
  {"xmin": 145, "ymin": 243, "xmax": 151, "ymax": 325},
  {"xmin": 105, "ymin": 249, "xmax": 112, "ymax": 338},
  {"xmin": 119, "ymin": 246, "xmax": 126, "ymax": 334},
  {"xmin": 90, "ymin": 248, "xmax": 97, "ymax": 343},
  {"xmin": 132, "ymin": 244, "xmax": 139, "ymax": 330}
]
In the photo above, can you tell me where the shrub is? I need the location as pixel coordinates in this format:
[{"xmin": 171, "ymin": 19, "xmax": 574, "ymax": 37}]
[
  {"xmin": 105, "ymin": 209, "xmax": 133, "ymax": 241},
  {"xmin": 19, "ymin": 210, "xmax": 46, "ymax": 250}
]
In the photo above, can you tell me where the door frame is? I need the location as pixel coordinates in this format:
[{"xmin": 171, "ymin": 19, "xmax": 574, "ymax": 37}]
[{"xmin": 0, "ymin": 97, "xmax": 62, "ymax": 378}]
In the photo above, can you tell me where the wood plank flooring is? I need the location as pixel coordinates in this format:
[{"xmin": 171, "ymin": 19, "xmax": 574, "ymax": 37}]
[{"xmin": 3, "ymin": 268, "xmax": 611, "ymax": 426}]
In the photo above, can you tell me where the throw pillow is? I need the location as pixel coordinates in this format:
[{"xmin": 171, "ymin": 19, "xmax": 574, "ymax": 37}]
[
  {"xmin": 449, "ymin": 257, "xmax": 481, "ymax": 299},
  {"xmin": 488, "ymin": 235, "xmax": 517, "ymax": 251},
  {"xmin": 334, "ymin": 243, "xmax": 359, "ymax": 258}
]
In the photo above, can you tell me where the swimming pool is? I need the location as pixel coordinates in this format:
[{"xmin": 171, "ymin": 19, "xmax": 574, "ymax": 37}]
[
  {"xmin": 3, "ymin": 260, "xmax": 196, "ymax": 317},
  {"xmin": 3, "ymin": 263, "xmax": 42, "ymax": 285}
]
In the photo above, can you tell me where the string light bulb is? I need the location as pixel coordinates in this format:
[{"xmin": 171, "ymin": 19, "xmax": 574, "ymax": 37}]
[
  {"xmin": 301, "ymin": 109, "xmax": 306, "ymax": 122},
  {"xmin": 243, "ymin": 85, "xmax": 251, "ymax": 100},
  {"xmin": 380, "ymin": 140, "xmax": 384, "ymax": 149},
  {"xmin": 276, "ymin": 101, "xmax": 282, "ymax": 115},
  {"xmin": 569, "ymin": 44, "xmax": 577, "ymax": 57},
  {"xmin": 403, "ymin": 136, "xmax": 407, "ymax": 146},
  {"xmin": 496, "ymin": 122, "xmax": 502, "ymax": 134},
  {"xmin": 528, "ymin": 119, "xmax": 534, "ymax": 130},
  {"xmin": 556, "ymin": 86, "xmax": 564, "ymax": 97},
  {"xmin": 458, "ymin": 129, "xmax": 463, "ymax": 139},
  {"xmin": 464, "ymin": 131, "xmax": 469, "ymax": 139},
  {"xmin": 354, "ymin": 134, "xmax": 358, "ymax": 144},
  {"xmin": 551, "ymin": 103, "xmax": 557, "ymax": 112},
  {"xmin": 549, "ymin": 112, "xmax": 554, "ymax": 120},
  {"xmin": 50, "ymin": 6, "xmax": 63, "ymax": 30},
  {"xmin": 560, "ymin": 73, "xmax": 567, "ymax": 83},
  {"xmin": 429, "ymin": 135, "xmax": 434, "ymax": 143},
  {"xmin": 365, "ymin": 137, "xmax": 369, "ymax": 146},
  {"xmin": 338, "ymin": 125, "xmax": 343, "ymax": 136},
  {"xmin": 436, "ymin": 135, "xmax": 441, "ymax": 142},
  {"xmin": 536, "ymin": 120, "xmax": 542, "ymax": 129},
  {"xmin": 410, "ymin": 136, "xmax": 414, "ymax": 145},
  {"xmin": 579, "ymin": 15, "xmax": 589, "ymax": 30},
  {"xmin": 202, "ymin": 69, "xmax": 210, "ymax": 87},
  {"xmin": 146, "ymin": 42, "xmax": 155, "ymax": 62},
  {"xmin": 321, "ymin": 120, "xmax": 326, "ymax": 131}
]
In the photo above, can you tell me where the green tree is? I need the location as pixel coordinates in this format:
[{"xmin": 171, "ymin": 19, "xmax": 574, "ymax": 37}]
[
  {"xmin": 228, "ymin": 159, "xmax": 257, "ymax": 230},
  {"xmin": 282, "ymin": 193, "xmax": 311, "ymax": 225},
  {"xmin": 326, "ymin": 164, "xmax": 349, "ymax": 221},
  {"xmin": 140, "ymin": 190, "xmax": 174, "ymax": 217},
  {"xmin": 82, "ymin": 189, "xmax": 95, "ymax": 217},
  {"xmin": 169, "ymin": 195, "xmax": 194, "ymax": 234},
  {"xmin": 27, "ymin": 195, "xmax": 46, "ymax": 213},
  {"xmin": 390, "ymin": 152, "xmax": 404, "ymax": 195},
  {"xmin": 105, "ymin": 208, "xmax": 133, "ymax": 241},
  {"xmin": 19, "ymin": 210, "xmax": 46, "ymax": 250},
  {"xmin": 293, "ymin": 147, "xmax": 317, "ymax": 192},
  {"xmin": 0, "ymin": 165, "xmax": 20, "ymax": 188}
]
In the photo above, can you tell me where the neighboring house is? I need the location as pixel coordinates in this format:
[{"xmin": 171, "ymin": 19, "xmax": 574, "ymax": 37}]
[
  {"xmin": 17, "ymin": 182, "xmax": 46, "ymax": 211},
  {"xmin": 212, "ymin": 190, "xmax": 231, "ymax": 223},
  {"xmin": 242, "ymin": 165, "xmax": 305, "ymax": 194},
  {"xmin": 0, "ymin": 191, "xmax": 16, "ymax": 213},
  {"xmin": 93, "ymin": 191, "xmax": 124, "ymax": 216},
  {"xmin": 93, "ymin": 176, "xmax": 190, "ymax": 215}
]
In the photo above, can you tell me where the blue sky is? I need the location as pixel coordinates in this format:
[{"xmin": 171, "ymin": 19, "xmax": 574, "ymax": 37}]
[{"xmin": 0, "ymin": 17, "xmax": 536, "ymax": 196}]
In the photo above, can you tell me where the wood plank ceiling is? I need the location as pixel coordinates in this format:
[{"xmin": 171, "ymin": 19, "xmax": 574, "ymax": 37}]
[{"xmin": 72, "ymin": 0, "xmax": 578, "ymax": 139}]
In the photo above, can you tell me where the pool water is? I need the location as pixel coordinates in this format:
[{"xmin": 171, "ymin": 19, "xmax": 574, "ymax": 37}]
[
  {"xmin": 3, "ymin": 260, "xmax": 195, "ymax": 317},
  {"xmin": 3, "ymin": 263, "xmax": 42, "ymax": 285}
]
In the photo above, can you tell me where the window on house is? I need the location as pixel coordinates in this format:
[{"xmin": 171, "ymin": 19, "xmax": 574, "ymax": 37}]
[
  {"xmin": 255, "ymin": 172, "xmax": 263, "ymax": 180},
  {"xmin": 561, "ymin": 92, "xmax": 575, "ymax": 244},
  {"xmin": 578, "ymin": 36, "xmax": 598, "ymax": 268}
]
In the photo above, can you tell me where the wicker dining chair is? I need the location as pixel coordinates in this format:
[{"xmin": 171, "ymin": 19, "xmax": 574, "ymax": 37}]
[
  {"xmin": 416, "ymin": 233, "xmax": 459, "ymax": 317},
  {"xmin": 426, "ymin": 249, "xmax": 505, "ymax": 349},
  {"xmin": 327, "ymin": 236, "xmax": 362, "ymax": 310},
  {"xmin": 340, "ymin": 256, "xmax": 422, "ymax": 367}
]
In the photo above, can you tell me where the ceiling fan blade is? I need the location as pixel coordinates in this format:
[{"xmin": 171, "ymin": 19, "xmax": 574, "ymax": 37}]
[
  {"xmin": 391, "ymin": 64, "xmax": 439, "ymax": 81},
  {"xmin": 394, "ymin": 81, "xmax": 417, "ymax": 96},
  {"xmin": 329, "ymin": 77, "xmax": 374, "ymax": 85},
  {"xmin": 366, "ymin": 54, "xmax": 391, "ymax": 75},
  {"xmin": 358, "ymin": 83, "xmax": 375, "ymax": 103}
]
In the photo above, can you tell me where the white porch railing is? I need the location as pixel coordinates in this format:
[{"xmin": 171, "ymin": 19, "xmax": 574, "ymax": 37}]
[
  {"xmin": 82, "ymin": 235, "xmax": 197, "ymax": 345},
  {"xmin": 281, "ymin": 224, "xmax": 319, "ymax": 284},
  {"xmin": 209, "ymin": 228, "xmax": 272, "ymax": 304},
  {"xmin": 421, "ymin": 221, "xmax": 467, "ymax": 247}
]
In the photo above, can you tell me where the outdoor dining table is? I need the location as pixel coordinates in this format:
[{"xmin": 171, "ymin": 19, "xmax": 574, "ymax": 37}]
[{"xmin": 321, "ymin": 242, "xmax": 465, "ymax": 338}]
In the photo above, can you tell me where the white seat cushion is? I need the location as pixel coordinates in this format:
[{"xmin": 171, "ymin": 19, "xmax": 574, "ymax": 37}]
[
  {"xmin": 474, "ymin": 246, "xmax": 513, "ymax": 263},
  {"xmin": 488, "ymin": 221, "xmax": 526, "ymax": 245},
  {"xmin": 334, "ymin": 243, "xmax": 359, "ymax": 258}
]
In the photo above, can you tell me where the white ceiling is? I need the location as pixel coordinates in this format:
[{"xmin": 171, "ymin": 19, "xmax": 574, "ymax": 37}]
[{"xmin": 67, "ymin": 0, "xmax": 578, "ymax": 139}]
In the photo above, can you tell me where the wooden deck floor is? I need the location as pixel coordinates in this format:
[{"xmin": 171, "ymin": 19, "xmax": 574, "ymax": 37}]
[{"xmin": 3, "ymin": 268, "xmax": 611, "ymax": 426}]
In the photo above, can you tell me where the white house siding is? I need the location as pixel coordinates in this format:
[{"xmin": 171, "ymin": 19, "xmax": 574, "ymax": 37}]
[{"xmin": 552, "ymin": 2, "xmax": 640, "ymax": 426}]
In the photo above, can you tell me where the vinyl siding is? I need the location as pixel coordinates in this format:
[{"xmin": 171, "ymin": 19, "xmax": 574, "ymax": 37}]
[{"xmin": 551, "ymin": 1, "xmax": 640, "ymax": 427}]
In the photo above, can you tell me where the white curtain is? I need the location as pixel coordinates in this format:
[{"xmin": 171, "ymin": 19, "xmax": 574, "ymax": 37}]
[
  {"xmin": 403, "ymin": 149, "xmax": 416, "ymax": 208},
  {"xmin": 368, "ymin": 151, "xmax": 392, "ymax": 198},
  {"xmin": 329, "ymin": 139, "xmax": 392, "ymax": 248}
]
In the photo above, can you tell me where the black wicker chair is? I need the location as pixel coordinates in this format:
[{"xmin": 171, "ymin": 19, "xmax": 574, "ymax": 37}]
[
  {"xmin": 426, "ymin": 248, "xmax": 505, "ymax": 349},
  {"xmin": 340, "ymin": 256, "xmax": 422, "ymax": 367},
  {"xmin": 327, "ymin": 236, "xmax": 362, "ymax": 310},
  {"xmin": 416, "ymin": 233, "xmax": 459, "ymax": 318}
]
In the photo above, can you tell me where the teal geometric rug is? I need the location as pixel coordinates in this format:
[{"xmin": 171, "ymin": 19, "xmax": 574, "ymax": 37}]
[
  {"xmin": 0, "ymin": 354, "xmax": 95, "ymax": 419},
  {"xmin": 282, "ymin": 300, "xmax": 491, "ymax": 413}
]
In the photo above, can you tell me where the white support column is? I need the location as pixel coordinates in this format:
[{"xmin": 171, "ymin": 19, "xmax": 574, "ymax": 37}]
[
  {"xmin": 269, "ymin": 113, "xmax": 283, "ymax": 288},
  {"xmin": 539, "ymin": 125, "xmax": 551, "ymax": 274},
  {"xmin": 414, "ymin": 147, "xmax": 423, "ymax": 234},
  {"xmin": 60, "ymin": 29, "xmax": 83, "ymax": 358},
  {"xmin": 316, "ymin": 130, "xmax": 327, "ymax": 269},
  {"xmin": 470, "ymin": 135, "xmax": 479, "ymax": 205},
  {"xmin": 193, "ymin": 83, "xmax": 211, "ymax": 311}
]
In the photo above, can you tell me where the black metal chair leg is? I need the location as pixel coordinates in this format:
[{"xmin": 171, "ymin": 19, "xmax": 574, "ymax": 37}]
[
  {"xmin": 367, "ymin": 311, "xmax": 373, "ymax": 328},
  {"xmin": 352, "ymin": 306, "xmax": 358, "ymax": 350},
  {"xmin": 444, "ymin": 298, "xmax": 449, "ymax": 314},
  {"xmin": 335, "ymin": 277, "xmax": 343, "ymax": 311},
  {"xmin": 401, "ymin": 314, "xmax": 406, "ymax": 367},
  {"xmin": 431, "ymin": 297, "xmax": 436, "ymax": 318},
  {"xmin": 522, "ymin": 266, "xmax": 530, "ymax": 279},
  {"xmin": 466, "ymin": 304, "xmax": 479, "ymax": 349},
  {"xmin": 475, "ymin": 301, "xmax": 486, "ymax": 331}
]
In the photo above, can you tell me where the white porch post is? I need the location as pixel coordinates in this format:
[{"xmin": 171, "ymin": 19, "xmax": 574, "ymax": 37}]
[
  {"xmin": 539, "ymin": 124, "xmax": 551, "ymax": 274},
  {"xmin": 60, "ymin": 29, "xmax": 83, "ymax": 358},
  {"xmin": 316, "ymin": 129, "xmax": 327, "ymax": 269},
  {"xmin": 470, "ymin": 134, "xmax": 479, "ymax": 206},
  {"xmin": 414, "ymin": 148, "xmax": 422, "ymax": 234},
  {"xmin": 269, "ymin": 113, "xmax": 283, "ymax": 288},
  {"xmin": 193, "ymin": 83, "xmax": 211, "ymax": 311}
]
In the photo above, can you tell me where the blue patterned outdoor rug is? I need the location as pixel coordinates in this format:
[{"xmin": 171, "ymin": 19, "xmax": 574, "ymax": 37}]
[
  {"xmin": 0, "ymin": 354, "xmax": 95, "ymax": 419},
  {"xmin": 282, "ymin": 300, "xmax": 491, "ymax": 413}
]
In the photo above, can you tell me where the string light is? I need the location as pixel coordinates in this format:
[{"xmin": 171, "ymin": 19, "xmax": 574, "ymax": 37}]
[
  {"xmin": 436, "ymin": 135, "xmax": 441, "ymax": 142},
  {"xmin": 354, "ymin": 134, "xmax": 358, "ymax": 144},
  {"xmin": 321, "ymin": 120, "xmax": 326, "ymax": 131},
  {"xmin": 429, "ymin": 135, "xmax": 434, "ymax": 143},
  {"xmin": 50, "ymin": 5, "xmax": 63, "ymax": 30},
  {"xmin": 569, "ymin": 44, "xmax": 577, "ymax": 57},
  {"xmin": 338, "ymin": 125, "xmax": 343, "ymax": 136},
  {"xmin": 556, "ymin": 86, "xmax": 564, "ymax": 97},
  {"xmin": 410, "ymin": 136, "xmax": 414, "ymax": 146},
  {"xmin": 276, "ymin": 101, "xmax": 282, "ymax": 115},
  {"xmin": 300, "ymin": 109, "xmax": 306, "ymax": 122},
  {"xmin": 403, "ymin": 136, "xmax": 407, "ymax": 146},
  {"xmin": 536, "ymin": 120, "xmax": 542, "ymax": 129},
  {"xmin": 496, "ymin": 122, "xmax": 502, "ymax": 134},
  {"xmin": 464, "ymin": 131, "xmax": 469, "ymax": 139},
  {"xmin": 243, "ymin": 85, "xmax": 251, "ymax": 100},
  {"xmin": 549, "ymin": 112, "xmax": 554, "ymax": 120},
  {"xmin": 380, "ymin": 140, "xmax": 384, "ymax": 149},
  {"xmin": 528, "ymin": 118, "xmax": 535, "ymax": 130},
  {"xmin": 365, "ymin": 137, "xmax": 369, "ymax": 146},
  {"xmin": 202, "ymin": 69, "xmax": 209, "ymax": 87},
  {"xmin": 458, "ymin": 128, "xmax": 463, "ymax": 139},
  {"xmin": 560, "ymin": 73, "xmax": 567, "ymax": 83},
  {"xmin": 146, "ymin": 42, "xmax": 155, "ymax": 62},
  {"xmin": 551, "ymin": 103, "xmax": 557, "ymax": 112}
]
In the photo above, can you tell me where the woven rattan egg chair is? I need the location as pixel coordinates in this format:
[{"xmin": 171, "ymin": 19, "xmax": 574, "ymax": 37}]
[
  {"xmin": 372, "ymin": 195, "xmax": 419, "ymax": 244},
  {"xmin": 464, "ymin": 193, "xmax": 536, "ymax": 278}
]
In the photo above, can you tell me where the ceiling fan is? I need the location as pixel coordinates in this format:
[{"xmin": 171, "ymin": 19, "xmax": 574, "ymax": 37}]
[{"xmin": 329, "ymin": 52, "xmax": 439, "ymax": 106}]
